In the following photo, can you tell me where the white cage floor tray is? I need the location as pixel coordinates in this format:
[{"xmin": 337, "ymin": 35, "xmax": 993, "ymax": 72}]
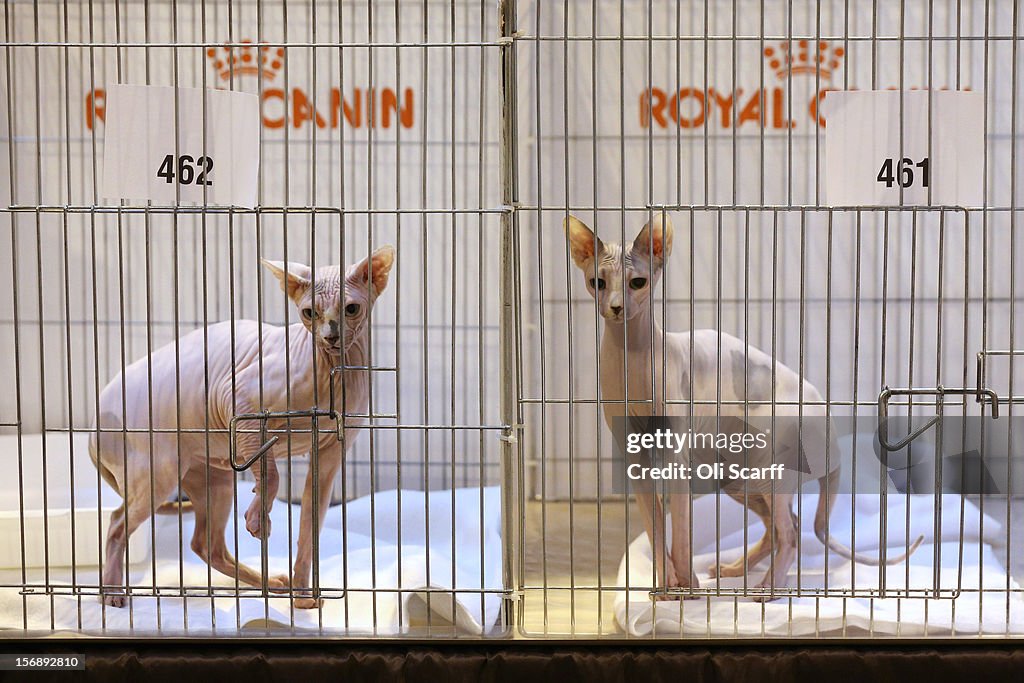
[{"xmin": 0, "ymin": 434, "xmax": 150, "ymax": 571}]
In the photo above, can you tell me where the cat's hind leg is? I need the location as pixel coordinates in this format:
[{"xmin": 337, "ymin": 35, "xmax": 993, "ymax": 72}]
[
  {"xmin": 708, "ymin": 493, "xmax": 775, "ymax": 579},
  {"xmin": 751, "ymin": 494, "xmax": 798, "ymax": 601},
  {"xmin": 183, "ymin": 466, "xmax": 289, "ymax": 590},
  {"xmin": 100, "ymin": 456, "xmax": 177, "ymax": 607}
]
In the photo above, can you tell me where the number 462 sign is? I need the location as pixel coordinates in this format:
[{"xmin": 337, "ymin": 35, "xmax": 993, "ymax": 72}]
[
  {"xmin": 103, "ymin": 84, "xmax": 259, "ymax": 208},
  {"xmin": 156, "ymin": 154, "xmax": 214, "ymax": 186},
  {"xmin": 825, "ymin": 91, "xmax": 983, "ymax": 207}
]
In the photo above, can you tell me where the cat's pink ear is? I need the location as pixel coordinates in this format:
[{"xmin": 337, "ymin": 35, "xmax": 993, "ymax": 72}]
[
  {"xmin": 564, "ymin": 215, "xmax": 603, "ymax": 268},
  {"xmin": 632, "ymin": 212, "xmax": 674, "ymax": 262},
  {"xmin": 262, "ymin": 260, "xmax": 312, "ymax": 300},
  {"xmin": 353, "ymin": 245, "xmax": 396, "ymax": 294}
]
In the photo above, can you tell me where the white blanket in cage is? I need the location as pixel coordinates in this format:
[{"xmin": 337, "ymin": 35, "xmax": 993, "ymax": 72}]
[
  {"xmin": 0, "ymin": 484, "xmax": 504, "ymax": 636},
  {"xmin": 615, "ymin": 491, "xmax": 1024, "ymax": 636}
]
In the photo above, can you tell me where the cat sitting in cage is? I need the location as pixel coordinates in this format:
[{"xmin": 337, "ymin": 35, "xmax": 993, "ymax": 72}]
[
  {"xmin": 564, "ymin": 213, "xmax": 922, "ymax": 600},
  {"xmin": 89, "ymin": 247, "xmax": 395, "ymax": 608}
]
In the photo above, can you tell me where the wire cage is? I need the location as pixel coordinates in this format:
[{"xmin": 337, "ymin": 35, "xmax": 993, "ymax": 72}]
[
  {"xmin": 1, "ymin": 0, "xmax": 1024, "ymax": 640},
  {"xmin": 514, "ymin": 0, "xmax": 1024, "ymax": 638},
  {"xmin": 1, "ymin": 0, "xmax": 510, "ymax": 636}
]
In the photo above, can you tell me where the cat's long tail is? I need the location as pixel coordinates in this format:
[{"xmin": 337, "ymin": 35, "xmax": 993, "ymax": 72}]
[{"xmin": 813, "ymin": 468, "xmax": 924, "ymax": 566}]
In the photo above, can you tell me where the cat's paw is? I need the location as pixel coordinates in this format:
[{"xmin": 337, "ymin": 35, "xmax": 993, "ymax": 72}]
[
  {"xmin": 244, "ymin": 505, "xmax": 271, "ymax": 539},
  {"xmin": 707, "ymin": 561, "xmax": 746, "ymax": 579},
  {"xmin": 652, "ymin": 562, "xmax": 683, "ymax": 601},
  {"xmin": 294, "ymin": 595, "xmax": 324, "ymax": 610},
  {"xmin": 267, "ymin": 574, "xmax": 291, "ymax": 592},
  {"xmin": 101, "ymin": 591, "xmax": 126, "ymax": 608},
  {"xmin": 750, "ymin": 578, "xmax": 784, "ymax": 603},
  {"xmin": 662, "ymin": 562, "xmax": 700, "ymax": 600}
]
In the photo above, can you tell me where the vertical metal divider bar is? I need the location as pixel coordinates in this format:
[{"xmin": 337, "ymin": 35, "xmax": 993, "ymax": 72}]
[
  {"xmin": 2, "ymin": 0, "xmax": 29, "ymax": 632},
  {"xmin": 1007, "ymin": 0, "xmax": 1019, "ymax": 638},
  {"xmin": 498, "ymin": 0, "xmax": 521, "ymax": 635}
]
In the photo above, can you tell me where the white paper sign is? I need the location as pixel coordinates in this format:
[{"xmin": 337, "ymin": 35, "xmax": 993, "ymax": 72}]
[
  {"xmin": 102, "ymin": 84, "xmax": 260, "ymax": 208},
  {"xmin": 825, "ymin": 90, "xmax": 984, "ymax": 207}
]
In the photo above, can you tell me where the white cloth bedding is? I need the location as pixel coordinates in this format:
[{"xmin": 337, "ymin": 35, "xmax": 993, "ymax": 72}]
[
  {"xmin": 615, "ymin": 491, "xmax": 1024, "ymax": 636},
  {"xmin": 0, "ymin": 483, "xmax": 504, "ymax": 635}
]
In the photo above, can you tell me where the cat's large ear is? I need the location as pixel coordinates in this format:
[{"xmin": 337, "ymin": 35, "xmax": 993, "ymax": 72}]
[
  {"xmin": 631, "ymin": 212, "xmax": 674, "ymax": 263},
  {"xmin": 262, "ymin": 260, "xmax": 312, "ymax": 300},
  {"xmin": 352, "ymin": 245, "xmax": 396, "ymax": 295},
  {"xmin": 564, "ymin": 215, "xmax": 604, "ymax": 269}
]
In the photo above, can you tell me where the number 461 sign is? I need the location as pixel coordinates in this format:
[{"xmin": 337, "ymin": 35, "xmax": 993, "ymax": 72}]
[
  {"xmin": 876, "ymin": 157, "xmax": 929, "ymax": 190},
  {"xmin": 102, "ymin": 84, "xmax": 259, "ymax": 208},
  {"xmin": 825, "ymin": 91, "xmax": 983, "ymax": 207}
]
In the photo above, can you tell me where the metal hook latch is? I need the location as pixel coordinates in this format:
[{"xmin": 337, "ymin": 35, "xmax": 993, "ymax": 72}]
[
  {"xmin": 976, "ymin": 350, "xmax": 1024, "ymax": 408},
  {"xmin": 229, "ymin": 408, "xmax": 336, "ymax": 472},
  {"xmin": 877, "ymin": 385, "xmax": 1000, "ymax": 452}
]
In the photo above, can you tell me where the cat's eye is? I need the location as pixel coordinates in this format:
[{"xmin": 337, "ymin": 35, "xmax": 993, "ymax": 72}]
[
  {"xmin": 301, "ymin": 307, "xmax": 315, "ymax": 320},
  {"xmin": 588, "ymin": 278, "xmax": 606, "ymax": 291},
  {"xmin": 345, "ymin": 303, "xmax": 361, "ymax": 317},
  {"xmin": 629, "ymin": 277, "xmax": 648, "ymax": 290}
]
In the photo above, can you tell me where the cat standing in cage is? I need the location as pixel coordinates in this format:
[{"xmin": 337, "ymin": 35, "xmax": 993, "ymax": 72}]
[
  {"xmin": 89, "ymin": 247, "xmax": 395, "ymax": 608},
  {"xmin": 564, "ymin": 213, "xmax": 921, "ymax": 599}
]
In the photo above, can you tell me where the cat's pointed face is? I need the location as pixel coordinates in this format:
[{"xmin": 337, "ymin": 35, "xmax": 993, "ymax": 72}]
[
  {"xmin": 262, "ymin": 246, "xmax": 395, "ymax": 357},
  {"xmin": 564, "ymin": 214, "xmax": 673, "ymax": 324}
]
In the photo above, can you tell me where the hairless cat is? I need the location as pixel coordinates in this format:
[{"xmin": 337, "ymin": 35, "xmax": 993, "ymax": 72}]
[
  {"xmin": 565, "ymin": 214, "xmax": 921, "ymax": 599},
  {"xmin": 90, "ymin": 246, "xmax": 394, "ymax": 608}
]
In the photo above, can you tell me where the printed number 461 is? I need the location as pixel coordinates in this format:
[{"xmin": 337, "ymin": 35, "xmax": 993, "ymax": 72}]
[
  {"xmin": 157, "ymin": 154, "xmax": 213, "ymax": 186},
  {"xmin": 877, "ymin": 157, "xmax": 930, "ymax": 189}
]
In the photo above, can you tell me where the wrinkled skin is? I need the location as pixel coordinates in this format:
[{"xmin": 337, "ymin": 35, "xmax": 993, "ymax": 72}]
[{"xmin": 90, "ymin": 247, "xmax": 395, "ymax": 608}]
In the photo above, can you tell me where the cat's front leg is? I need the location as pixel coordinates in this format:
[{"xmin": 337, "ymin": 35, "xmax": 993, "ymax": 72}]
[
  {"xmin": 291, "ymin": 443, "xmax": 344, "ymax": 609},
  {"xmin": 230, "ymin": 390, "xmax": 280, "ymax": 539},
  {"xmin": 245, "ymin": 455, "xmax": 279, "ymax": 539},
  {"xmin": 668, "ymin": 491, "xmax": 701, "ymax": 597},
  {"xmin": 635, "ymin": 490, "xmax": 678, "ymax": 601}
]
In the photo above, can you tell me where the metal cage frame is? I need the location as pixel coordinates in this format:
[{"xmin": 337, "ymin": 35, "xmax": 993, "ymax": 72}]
[{"xmin": 2, "ymin": 0, "xmax": 1024, "ymax": 641}]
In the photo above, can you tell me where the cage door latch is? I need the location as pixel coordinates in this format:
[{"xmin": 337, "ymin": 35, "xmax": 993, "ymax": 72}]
[
  {"xmin": 229, "ymin": 408, "xmax": 336, "ymax": 472},
  {"xmin": 877, "ymin": 385, "xmax": 1000, "ymax": 452}
]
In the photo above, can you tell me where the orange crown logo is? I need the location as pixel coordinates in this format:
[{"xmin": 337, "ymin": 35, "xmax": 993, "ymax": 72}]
[
  {"xmin": 763, "ymin": 40, "xmax": 845, "ymax": 81},
  {"xmin": 206, "ymin": 40, "xmax": 285, "ymax": 81}
]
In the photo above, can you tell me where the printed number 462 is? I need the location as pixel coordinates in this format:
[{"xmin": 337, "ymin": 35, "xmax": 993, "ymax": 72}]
[
  {"xmin": 157, "ymin": 154, "xmax": 213, "ymax": 186},
  {"xmin": 877, "ymin": 157, "xmax": 930, "ymax": 189}
]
